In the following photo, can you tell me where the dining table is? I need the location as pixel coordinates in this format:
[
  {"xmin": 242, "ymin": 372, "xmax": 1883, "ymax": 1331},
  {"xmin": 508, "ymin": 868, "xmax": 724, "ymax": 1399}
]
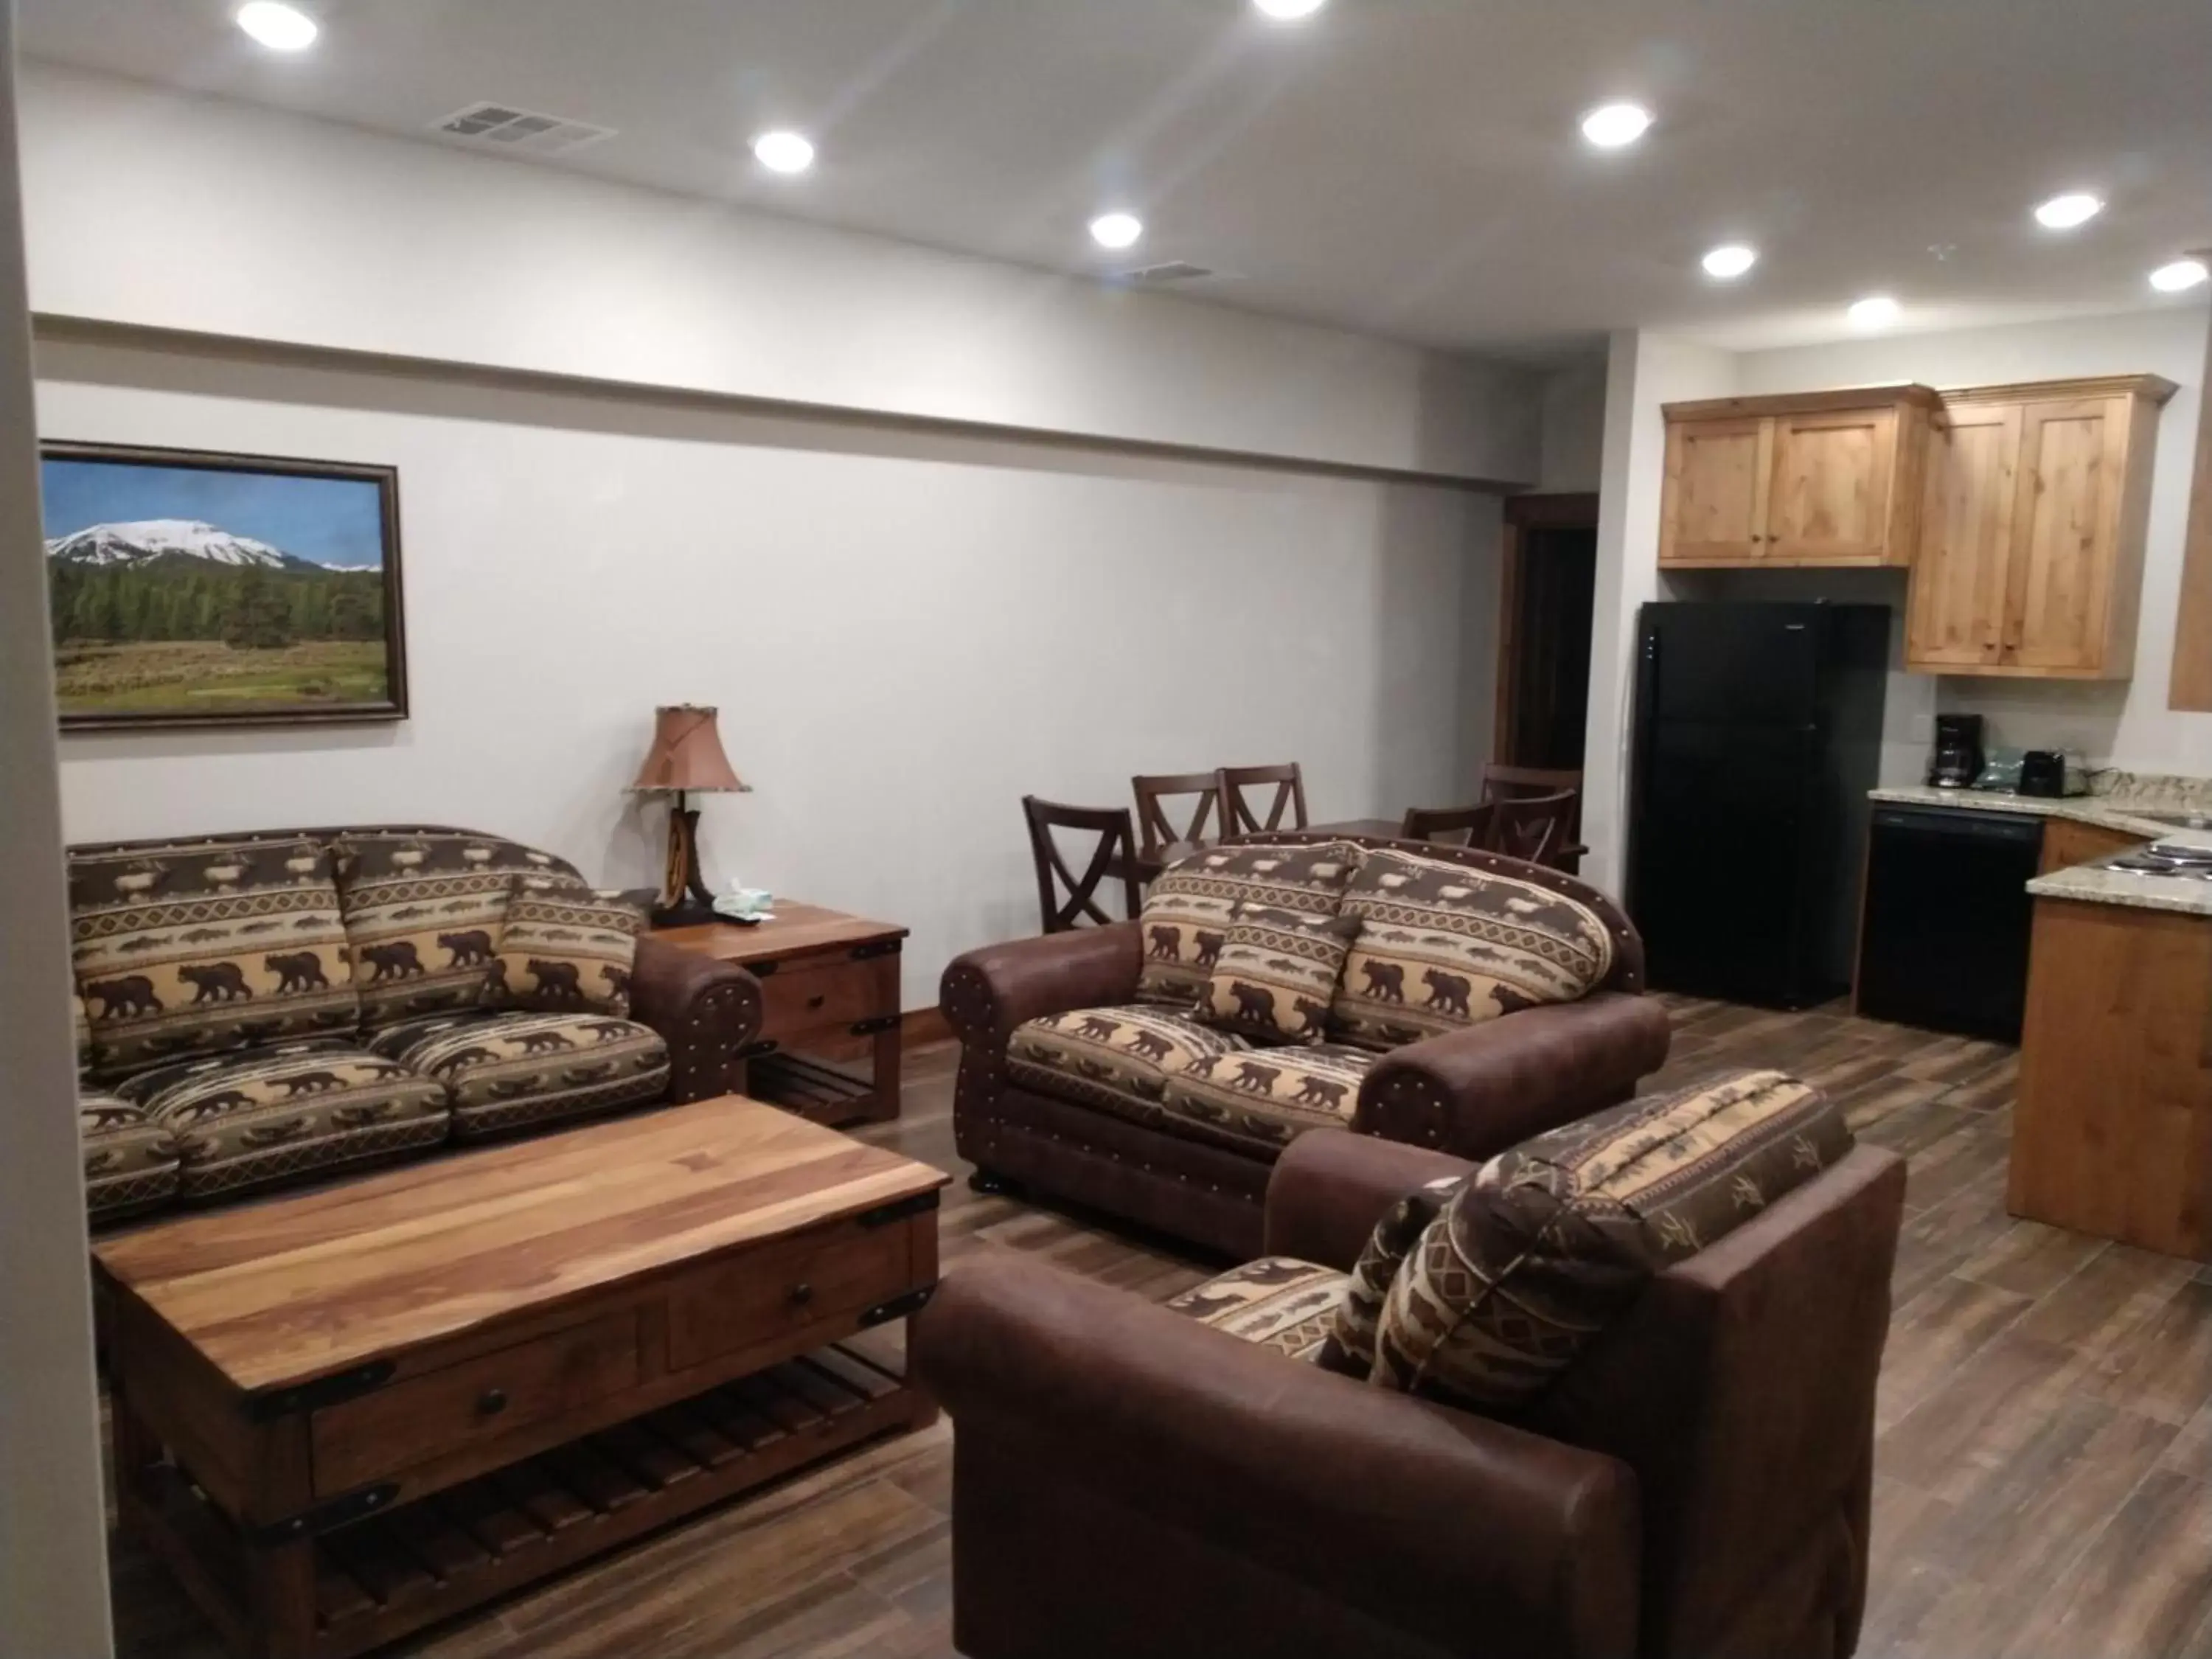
[{"xmin": 1126, "ymin": 816, "xmax": 1407, "ymax": 883}]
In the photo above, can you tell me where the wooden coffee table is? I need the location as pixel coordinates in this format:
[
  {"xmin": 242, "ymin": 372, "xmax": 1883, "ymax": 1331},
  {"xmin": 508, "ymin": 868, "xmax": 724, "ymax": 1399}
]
[{"xmin": 95, "ymin": 1096, "xmax": 947, "ymax": 1659}]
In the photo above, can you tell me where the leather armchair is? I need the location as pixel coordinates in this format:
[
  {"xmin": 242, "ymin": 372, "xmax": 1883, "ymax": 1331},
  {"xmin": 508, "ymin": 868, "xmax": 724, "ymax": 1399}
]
[
  {"xmin": 942, "ymin": 833, "xmax": 1670, "ymax": 1256},
  {"xmin": 914, "ymin": 1127, "xmax": 1908, "ymax": 1659}
]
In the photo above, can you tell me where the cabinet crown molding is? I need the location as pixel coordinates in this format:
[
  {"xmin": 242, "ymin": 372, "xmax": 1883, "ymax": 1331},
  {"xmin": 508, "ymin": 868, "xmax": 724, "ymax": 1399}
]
[
  {"xmin": 1662, "ymin": 383, "xmax": 1942, "ymax": 422},
  {"xmin": 1940, "ymin": 373, "xmax": 2179, "ymax": 407}
]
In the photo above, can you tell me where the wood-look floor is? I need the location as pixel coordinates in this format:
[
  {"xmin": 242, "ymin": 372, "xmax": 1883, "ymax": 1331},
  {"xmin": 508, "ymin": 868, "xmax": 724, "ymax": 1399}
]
[{"xmin": 110, "ymin": 997, "xmax": 2212, "ymax": 1659}]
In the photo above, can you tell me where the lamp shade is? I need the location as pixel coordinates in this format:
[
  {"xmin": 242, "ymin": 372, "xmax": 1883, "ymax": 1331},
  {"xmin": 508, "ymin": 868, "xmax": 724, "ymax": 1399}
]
[{"xmin": 629, "ymin": 704, "xmax": 748, "ymax": 793}]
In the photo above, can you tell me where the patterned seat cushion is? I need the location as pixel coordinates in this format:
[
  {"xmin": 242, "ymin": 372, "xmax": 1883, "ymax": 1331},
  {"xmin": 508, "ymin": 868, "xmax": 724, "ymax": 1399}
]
[
  {"xmin": 70, "ymin": 835, "xmax": 360, "ymax": 1078},
  {"xmin": 333, "ymin": 832, "xmax": 557, "ymax": 1029},
  {"xmin": 1158, "ymin": 1043, "xmax": 1375, "ymax": 1156},
  {"xmin": 1135, "ymin": 841, "xmax": 1364, "ymax": 1006},
  {"xmin": 369, "ymin": 1010, "xmax": 669, "ymax": 1141},
  {"xmin": 78, "ymin": 1092, "xmax": 181, "ymax": 1222},
  {"xmin": 1331, "ymin": 846, "xmax": 1616, "ymax": 1049},
  {"xmin": 118, "ymin": 1040, "xmax": 452, "ymax": 1201},
  {"xmin": 491, "ymin": 883, "xmax": 644, "ymax": 1015},
  {"xmin": 1372, "ymin": 1069, "xmax": 1853, "ymax": 1411},
  {"xmin": 1165, "ymin": 1257, "xmax": 1349, "ymax": 1363},
  {"xmin": 1006, "ymin": 1004, "xmax": 1248, "ymax": 1128}
]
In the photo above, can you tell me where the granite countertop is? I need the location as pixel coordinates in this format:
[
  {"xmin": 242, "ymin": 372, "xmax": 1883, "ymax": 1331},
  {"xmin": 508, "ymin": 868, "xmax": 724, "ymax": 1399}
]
[{"xmin": 1868, "ymin": 774, "xmax": 2212, "ymax": 917}]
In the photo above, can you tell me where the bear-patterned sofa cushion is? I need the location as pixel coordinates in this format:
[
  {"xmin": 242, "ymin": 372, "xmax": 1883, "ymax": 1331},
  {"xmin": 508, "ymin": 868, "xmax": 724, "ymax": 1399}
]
[
  {"xmin": 1371, "ymin": 1069, "xmax": 1852, "ymax": 1411},
  {"xmin": 490, "ymin": 883, "xmax": 644, "ymax": 1015},
  {"xmin": 1135, "ymin": 841, "xmax": 1363, "ymax": 1006},
  {"xmin": 1164, "ymin": 1257, "xmax": 1349, "ymax": 1363},
  {"xmin": 116, "ymin": 1038, "xmax": 451, "ymax": 1201},
  {"xmin": 1330, "ymin": 845, "xmax": 1615, "ymax": 1049},
  {"xmin": 70, "ymin": 835, "xmax": 360, "ymax": 1078},
  {"xmin": 78, "ymin": 1092, "xmax": 181, "ymax": 1222},
  {"xmin": 1006, "ymin": 1005, "xmax": 1249, "ymax": 1130},
  {"xmin": 1158, "ymin": 1043, "xmax": 1375, "ymax": 1157},
  {"xmin": 333, "ymin": 831, "xmax": 557, "ymax": 1029},
  {"xmin": 1196, "ymin": 905, "xmax": 1360, "ymax": 1046},
  {"xmin": 369, "ymin": 1010, "xmax": 670, "ymax": 1141}
]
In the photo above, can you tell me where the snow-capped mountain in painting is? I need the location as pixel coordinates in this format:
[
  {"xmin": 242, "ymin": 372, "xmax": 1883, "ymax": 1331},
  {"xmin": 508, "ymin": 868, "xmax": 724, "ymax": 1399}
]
[{"xmin": 44, "ymin": 518, "xmax": 345, "ymax": 571}]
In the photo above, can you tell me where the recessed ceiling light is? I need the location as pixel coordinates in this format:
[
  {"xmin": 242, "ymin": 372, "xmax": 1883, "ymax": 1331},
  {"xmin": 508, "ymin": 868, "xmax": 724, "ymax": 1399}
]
[
  {"xmin": 1580, "ymin": 102, "xmax": 1652, "ymax": 149},
  {"xmin": 2151, "ymin": 258, "xmax": 2209, "ymax": 293},
  {"xmin": 1848, "ymin": 295, "xmax": 1901, "ymax": 329},
  {"xmin": 234, "ymin": 1, "xmax": 317, "ymax": 50},
  {"xmin": 1253, "ymin": 0, "xmax": 1327, "ymax": 16},
  {"xmin": 751, "ymin": 131, "xmax": 816, "ymax": 175},
  {"xmin": 1702, "ymin": 244, "xmax": 1758, "ymax": 280},
  {"xmin": 1089, "ymin": 212, "xmax": 1144, "ymax": 251},
  {"xmin": 2034, "ymin": 192, "xmax": 2104, "ymax": 230}
]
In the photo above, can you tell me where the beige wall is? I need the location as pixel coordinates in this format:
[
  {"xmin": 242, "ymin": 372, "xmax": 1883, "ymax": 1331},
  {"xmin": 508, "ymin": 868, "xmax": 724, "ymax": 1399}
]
[{"xmin": 0, "ymin": 15, "xmax": 115, "ymax": 1657}]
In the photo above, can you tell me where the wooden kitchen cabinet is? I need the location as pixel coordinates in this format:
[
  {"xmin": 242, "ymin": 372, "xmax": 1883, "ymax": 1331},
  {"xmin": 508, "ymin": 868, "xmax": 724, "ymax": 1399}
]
[
  {"xmin": 1659, "ymin": 386, "xmax": 1939, "ymax": 568},
  {"xmin": 1905, "ymin": 375, "xmax": 2176, "ymax": 678}
]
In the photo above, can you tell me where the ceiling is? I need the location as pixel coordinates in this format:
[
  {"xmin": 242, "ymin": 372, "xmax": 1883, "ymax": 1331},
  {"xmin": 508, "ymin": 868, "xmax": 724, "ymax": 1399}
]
[{"xmin": 19, "ymin": 0, "xmax": 2212, "ymax": 363}]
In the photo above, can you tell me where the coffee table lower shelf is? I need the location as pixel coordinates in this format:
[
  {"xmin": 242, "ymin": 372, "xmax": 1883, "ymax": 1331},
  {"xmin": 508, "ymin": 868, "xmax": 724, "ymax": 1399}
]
[{"xmin": 125, "ymin": 1344, "xmax": 932, "ymax": 1659}]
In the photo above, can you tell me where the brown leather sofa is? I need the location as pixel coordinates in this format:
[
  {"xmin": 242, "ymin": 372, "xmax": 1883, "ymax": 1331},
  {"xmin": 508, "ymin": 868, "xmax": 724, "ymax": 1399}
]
[
  {"xmin": 939, "ymin": 832, "xmax": 1671, "ymax": 1256},
  {"xmin": 913, "ymin": 1127, "xmax": 1908, "ymax": 1659}
]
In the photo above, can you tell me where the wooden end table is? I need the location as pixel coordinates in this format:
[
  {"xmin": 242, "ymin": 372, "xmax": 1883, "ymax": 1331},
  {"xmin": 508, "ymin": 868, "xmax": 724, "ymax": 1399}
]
[
  {"xmin": 95, "ymin": 1096, "xmax": 946, "ymax": 1659},
  {"xmin": 655, "ymin": 902, "xmax": 908, "ymax": 1125}
]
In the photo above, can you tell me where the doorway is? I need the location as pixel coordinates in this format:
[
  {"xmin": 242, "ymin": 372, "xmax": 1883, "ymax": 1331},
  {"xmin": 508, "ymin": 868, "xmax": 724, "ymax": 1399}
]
[{"xmin": 1494, "ymin": 492, "xmax": 1598, "ymax": 768}]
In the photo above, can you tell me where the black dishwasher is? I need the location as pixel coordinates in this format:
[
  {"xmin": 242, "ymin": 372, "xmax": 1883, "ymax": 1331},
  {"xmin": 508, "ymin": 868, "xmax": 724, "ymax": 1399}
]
[{"xmin": 1857, "ymin": 806, "xmax": 2043, "ymax": 1042}]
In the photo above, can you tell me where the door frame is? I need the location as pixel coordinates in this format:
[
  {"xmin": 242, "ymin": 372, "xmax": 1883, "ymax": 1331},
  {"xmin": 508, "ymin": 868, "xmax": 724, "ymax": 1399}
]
[{"xmin": 1494, "ymin": 491, "xmax": 1600, "ymax": 765}]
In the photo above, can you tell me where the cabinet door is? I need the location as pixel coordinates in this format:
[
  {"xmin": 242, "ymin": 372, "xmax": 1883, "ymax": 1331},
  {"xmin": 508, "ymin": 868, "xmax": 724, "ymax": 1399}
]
[
  {"xmin": 1660, "ymin": 417, "xmax": 1770, "ymax": 563},
  {"xmin": 1907, "ymin": 403, "xmax": 2020, "ymax": 669},
  {"xmin": 2004, "ymin": 397, "xmax": 2125, "ymax": 672},
  {"xmin": 1765, "ymin": 406, "xmax": 1898, "ymax": 562}
]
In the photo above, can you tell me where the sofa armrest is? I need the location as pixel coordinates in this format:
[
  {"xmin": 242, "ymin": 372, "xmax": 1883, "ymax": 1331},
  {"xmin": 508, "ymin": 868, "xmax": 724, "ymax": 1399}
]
[
  {"xmin": 913, "ymin": 1256, "xmax": 1639, "ymax": 1659},
  {"xmin": 629, "ymin": 936, "xmax": 762, "ymax": 1104},
  {"xmin": 1354, "ymin": 990, "xmax": 1672, "ymax": 1158},
  {"xmin": 1262, "ymin": 1127, "xmax": 1475, "ymax": 1270},
  {"xmin": 939, "ymin": 923, "xmax": 1144, "ymax": 1046}
]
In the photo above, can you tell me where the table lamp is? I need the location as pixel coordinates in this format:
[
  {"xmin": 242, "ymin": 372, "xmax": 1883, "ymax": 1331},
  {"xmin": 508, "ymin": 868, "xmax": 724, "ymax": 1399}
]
[{"xmin": 629, "ymin": 704, "xmax": 750, "ymax": 928}]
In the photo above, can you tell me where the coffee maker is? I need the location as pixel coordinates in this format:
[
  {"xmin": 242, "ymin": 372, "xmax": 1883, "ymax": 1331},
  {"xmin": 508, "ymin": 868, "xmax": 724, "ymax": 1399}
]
[{"xmin": 1928, "ymin": 713, "xmax": 1983, "ymax": 789}]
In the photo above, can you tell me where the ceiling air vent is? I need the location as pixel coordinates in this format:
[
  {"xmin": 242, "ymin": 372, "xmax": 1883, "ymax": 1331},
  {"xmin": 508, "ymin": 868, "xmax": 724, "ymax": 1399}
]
[
  {"xmin": 1120, "ymin": 261, "xmax": 1221, "ymax": 285},
  {"xmin": 431, "ymin": 103, "xmax": 614, "ymax": 156}
]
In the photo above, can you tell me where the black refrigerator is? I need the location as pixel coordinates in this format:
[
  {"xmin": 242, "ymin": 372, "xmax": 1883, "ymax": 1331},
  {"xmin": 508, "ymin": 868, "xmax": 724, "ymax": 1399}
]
[{"xmin": 1628, "ymin": 602, "xmax": 1890, "ymax": 1009}]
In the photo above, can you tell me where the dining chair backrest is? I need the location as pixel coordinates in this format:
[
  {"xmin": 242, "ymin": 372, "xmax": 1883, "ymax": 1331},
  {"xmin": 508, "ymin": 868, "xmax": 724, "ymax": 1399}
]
[
  {"xmin": 1399, "ymin": 801, "xmax": 1498, "ymax": 849},
  {"xmin": 1131, "ymin": 772, "xmax": 1223, "ymax": 855},
  {"xmin": 1022, "ymin": 796, "xmax": 1141, "ymax": 933},
  {"xmin": 1217, "ymin": 763, "xmax": 1309, "ymax": 836},
  {"xmin": 1486, "ymin": 789, "xmax": 1576, "ymax": 867}
]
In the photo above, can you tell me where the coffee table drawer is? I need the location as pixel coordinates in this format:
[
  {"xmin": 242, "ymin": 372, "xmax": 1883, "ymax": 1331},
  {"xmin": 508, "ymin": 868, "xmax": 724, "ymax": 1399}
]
[
  {"xmin": 312, "ymin": 1310, "xmax": 641, "ymax": 1495},
  {"xmin": 759, "ymin": 959, "xmax": 888, "ymax": 1040},
  {"xmin": 668, "ymin": 1221, "xmax": 913, "ymax": 1372}
]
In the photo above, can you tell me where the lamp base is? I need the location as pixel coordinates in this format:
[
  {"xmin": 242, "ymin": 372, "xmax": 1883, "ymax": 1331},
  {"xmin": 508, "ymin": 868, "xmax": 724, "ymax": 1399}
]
[{"xmin": 650, "ymin": 895, "xmax": 724, "ymax": 931}]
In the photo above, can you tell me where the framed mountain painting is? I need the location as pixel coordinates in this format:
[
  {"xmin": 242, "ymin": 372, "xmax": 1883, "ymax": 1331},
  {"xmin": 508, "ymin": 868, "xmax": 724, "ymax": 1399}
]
[{"xmin": 41, "ymin": 441, "xmax": 407, "ymax": 730}]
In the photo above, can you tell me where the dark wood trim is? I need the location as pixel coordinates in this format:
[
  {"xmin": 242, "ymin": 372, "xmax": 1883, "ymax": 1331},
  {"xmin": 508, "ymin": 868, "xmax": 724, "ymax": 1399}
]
[{"xmin": 1494, "ymin": 493, "xmax": 1601, "ymax": 765}]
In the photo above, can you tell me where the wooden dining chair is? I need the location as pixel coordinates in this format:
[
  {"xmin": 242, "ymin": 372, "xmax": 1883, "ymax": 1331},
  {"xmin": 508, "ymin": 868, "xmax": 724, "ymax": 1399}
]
[
  {"xmin": 1217, "ymin": 763, "xmax": 1309, "ymax": 835},
  {"xmin": 1021, "ymin": 796, "xmax": 1142, "ymax": 933},
  {"xmin": 1483, "ymin": 765, "xmax": 1584, "ymax": 859},
  {"xmin": 1485, "ymin": 789, "xmax": 1576, "ymax": 867},
  {"xmin": 1399, "ymin": 801, "xmax": 1498, "ymax": 848},
  {"xmin": 1131, "ymin": 773, "xmax": 1223, "ymax": 855}
]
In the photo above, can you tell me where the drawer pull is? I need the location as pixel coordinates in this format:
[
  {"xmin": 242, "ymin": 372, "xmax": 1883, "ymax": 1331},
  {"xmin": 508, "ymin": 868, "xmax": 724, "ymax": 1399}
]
[
  {"xmin": 807, "ymin": 993, "xmax": 826, "ymax": 1010},
  {"xmin": 476, "ymin": 1388, "xmax": 509, "ymax": 1418},
  {"xmin": 789, "ymin": 1282, "xmax": 815, "ymax": 1307}
]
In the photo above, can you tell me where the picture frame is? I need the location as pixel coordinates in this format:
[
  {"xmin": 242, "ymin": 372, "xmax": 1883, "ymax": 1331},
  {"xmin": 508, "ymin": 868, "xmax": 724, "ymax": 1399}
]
[{"xmin": 41, "ymin": 439, "xmax": 408, "ymax": 731}]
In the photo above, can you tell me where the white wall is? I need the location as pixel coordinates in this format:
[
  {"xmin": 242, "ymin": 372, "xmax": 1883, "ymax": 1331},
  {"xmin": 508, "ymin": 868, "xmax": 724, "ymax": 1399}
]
[
  {"xmin": 0, "ymin": 22, "xmax": 115, "ymax": 1659},
  {"xmin": 1735, "ymin": 306, "xmax": 2212, "ymax": 776},
  {"xmin": 43, "ymin": 334, "xmax": 1496, "ymax": 1009},
  {"xmin": 18, "ymin": 63, "xmax": 1538, "ymax": 486},
  {"xmin": 1536, "ymin": 358, "xmax": 1607, "ymax": 494}
]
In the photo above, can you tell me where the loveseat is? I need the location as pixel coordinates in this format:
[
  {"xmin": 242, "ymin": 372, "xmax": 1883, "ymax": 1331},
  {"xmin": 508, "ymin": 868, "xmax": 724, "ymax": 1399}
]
[
  {"xmin": 941, "ymin": 832, "xmax": 1671, "ymax": 1256},
  {"xmin": 70, "ymin": 824, "xmax": 761, "ymax": 1226}
]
